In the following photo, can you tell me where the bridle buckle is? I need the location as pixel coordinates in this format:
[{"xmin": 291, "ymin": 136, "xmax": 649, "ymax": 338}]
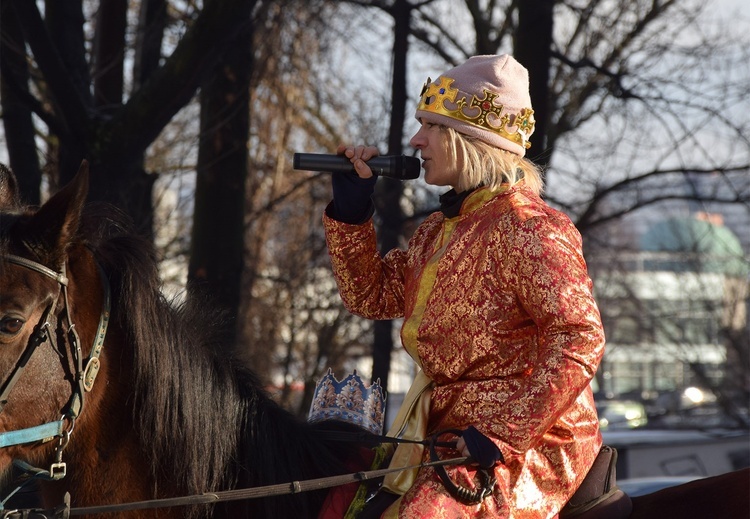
[{"xmin": 49, "ymin": 462, "xmax": 67, "ymax": 480}]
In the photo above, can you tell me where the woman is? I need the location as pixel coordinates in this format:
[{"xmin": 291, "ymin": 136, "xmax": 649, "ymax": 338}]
[{"xmin": 323, "ymin": 54, "xmax": 605, "ymax": 518}]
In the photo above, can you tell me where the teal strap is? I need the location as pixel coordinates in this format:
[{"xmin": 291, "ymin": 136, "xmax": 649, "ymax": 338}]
[{"xmin": 0, "ymin": 420, "xmax": 64, "ymax": 448}]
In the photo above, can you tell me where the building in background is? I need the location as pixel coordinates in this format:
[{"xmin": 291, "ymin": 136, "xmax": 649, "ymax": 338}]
[{"xmin": 590, "ymin": 212, "xmax": 749, "ymax": 430}]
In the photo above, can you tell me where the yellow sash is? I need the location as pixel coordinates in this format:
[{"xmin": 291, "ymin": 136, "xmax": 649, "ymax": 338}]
[
  {"xmin": 379, "ymin": 370, "xmax": 432, "ymax": 518},
  {"xmin": 382, "ymin": 369, "xmax": 433, "ymax": 493}
]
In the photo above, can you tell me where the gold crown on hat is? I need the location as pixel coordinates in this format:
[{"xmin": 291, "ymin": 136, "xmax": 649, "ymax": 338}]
[
  {"xmin": 308, "ymin": 369, "xmax": 386, "ymax": 435},
  {"xmin": 417, "ymin": 75, "xmax": 535, "ymax": 150}
]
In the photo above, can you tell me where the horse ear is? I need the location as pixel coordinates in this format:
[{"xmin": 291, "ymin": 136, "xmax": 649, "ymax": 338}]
[
  {"xmin": 0, "ymin": 164, "xmax": 21, "ymax": 209},
  {"xmin": 24, "ymin": 161, "xmax": 90, "ymax": 264}
]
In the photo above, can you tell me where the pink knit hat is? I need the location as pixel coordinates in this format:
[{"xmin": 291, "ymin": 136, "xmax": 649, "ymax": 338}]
[{"xmin": 415, "ymin": 54, "xmax": 535, "ymax": 157}]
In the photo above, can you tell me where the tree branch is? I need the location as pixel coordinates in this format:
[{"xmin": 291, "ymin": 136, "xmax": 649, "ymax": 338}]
[
  {"xmin": 103, "ymin": 0, "xmax": 255, "ymax": 161},
  {"xmin": 565, "ymin": 166, "xmax": 750, "ymax": 231},
  {"xmin": 9, "ymin": 0, "xmax": 91, "ymax": 142}
]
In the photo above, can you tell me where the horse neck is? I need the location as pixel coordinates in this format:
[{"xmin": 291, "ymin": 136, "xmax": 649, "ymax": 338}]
[
  {"xmin": 41, "ymin": 331, "xmax": 188, "ymax": 517},
  {"xmin": 40, "ymin": 248, "xmax": 185, "ymax": 516}
]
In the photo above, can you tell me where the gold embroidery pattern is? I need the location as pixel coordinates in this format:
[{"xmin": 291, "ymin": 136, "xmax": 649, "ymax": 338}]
[{"xmin": 323, "ymin": 184, "xmax": 605, "ymax": 518}]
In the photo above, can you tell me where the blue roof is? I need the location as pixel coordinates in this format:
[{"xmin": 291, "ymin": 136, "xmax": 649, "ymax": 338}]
[{"xmin": 640, "ymin": 218, "xmax": 748, "ymax": 276}]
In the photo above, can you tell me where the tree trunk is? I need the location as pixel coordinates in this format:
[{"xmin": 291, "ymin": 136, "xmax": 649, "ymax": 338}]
[
  {"xmin": 44, "ymin": 0, "xmax": 92, "ymax": 109},
  {"xmin": 93, "ymin": 0, "xmax": 127, "ymax": 110},
  {"xmin": 372, "ymin": 0, "xmax": 412, "ymax": 392},
  {"xmin": 514, "ymin": 0, "xmax": 555, "ymax": 172},
  {"xmin": 189, "ymin": 14, "xmax": 253, "ymax": 343},
  {"xmin": 133, "ymin": 0, "xmax": 167, "ymax": 91},
  {"xmin": 0, "ymin": 0, "xmax": 42, "ymax": 204}
]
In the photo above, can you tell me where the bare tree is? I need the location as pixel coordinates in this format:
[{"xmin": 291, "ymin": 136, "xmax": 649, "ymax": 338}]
[
  {"xmin": 368, "ymin": 0, "xmax": 750, "ymax": 398},
  {"xmin": 226, "ymin": 2, "xmax": 384, "ymax": 413},
  {"xmin": 1, "ymin": 0, "xmax": 256, "ymax": 233},
  {"xmin": 188, "ymin": 1, "xmax": 255, "ymax": 338}
]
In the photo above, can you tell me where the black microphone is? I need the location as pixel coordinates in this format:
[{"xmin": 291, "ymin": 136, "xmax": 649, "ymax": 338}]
[{"xmin": 293, "ymin": 153, "xmax": 421, "ymax": 180}]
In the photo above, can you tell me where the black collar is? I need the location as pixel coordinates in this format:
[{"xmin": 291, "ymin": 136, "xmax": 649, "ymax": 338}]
[{"xmin": 439, "ymin": 188, "xmax": 476, "ymax": 218}]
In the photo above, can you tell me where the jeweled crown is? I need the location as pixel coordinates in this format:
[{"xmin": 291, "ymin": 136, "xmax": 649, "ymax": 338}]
[
  {"xmin": 417, "ymin": 75, "xmax": 535, "ymax": 150},
  {"xmin": 308, "ymin": 369, "xmax": 386, "ymax": 435}
]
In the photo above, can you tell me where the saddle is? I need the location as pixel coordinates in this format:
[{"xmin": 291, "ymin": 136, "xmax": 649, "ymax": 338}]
[{"xmin": 560, "ymin": 445, "xmax": 632, "ymax": 519}]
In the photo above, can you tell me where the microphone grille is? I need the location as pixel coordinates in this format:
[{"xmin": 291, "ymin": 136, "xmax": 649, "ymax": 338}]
[{"xmin": 402, "ymin": 156, "xmax": 421, "ymax": 179}]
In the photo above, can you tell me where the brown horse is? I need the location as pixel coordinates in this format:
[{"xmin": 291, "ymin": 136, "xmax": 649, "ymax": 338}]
[
  {"xmin": 0, "ymin": 163, "xmax": 369, "ymax": 518},
  {"xmin": 0, "ymin": 163, "xmax": 747, "ymax": 519}
]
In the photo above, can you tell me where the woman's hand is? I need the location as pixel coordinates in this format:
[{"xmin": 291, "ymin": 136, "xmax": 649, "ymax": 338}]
[
  {"xmin": 329, "ymin": 144, "xmax": 378, "ymax": 224},
  {"xmin": 456, "ymin": 426, "xmax": 504, "ymax": 469},
  {"xmin": 337, "ymin": 144, "xmax": 379, "ymax": 179}
]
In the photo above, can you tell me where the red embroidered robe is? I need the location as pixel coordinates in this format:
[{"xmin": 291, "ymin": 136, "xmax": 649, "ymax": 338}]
[{"xmin": 323, "ymin": 183, "xmax": 605, "ymax": 518}]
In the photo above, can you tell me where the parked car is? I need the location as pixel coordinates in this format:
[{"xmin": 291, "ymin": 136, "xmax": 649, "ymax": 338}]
[{"xmin": 596, "ymin": 399, "xmax": 648, "ymax": 430}]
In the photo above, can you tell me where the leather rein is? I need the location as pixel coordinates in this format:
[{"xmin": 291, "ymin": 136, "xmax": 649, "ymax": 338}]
[
  {"xmin": 0, "ymin": 454, "xmax": 473, "ymax": 518},
  {"xmin": 0, "ymin": 254, "xmax": 110, "ymax": 486},
  {"xmin": 323, "ymin": 428, "xmax": 498, "ymax": 505}
]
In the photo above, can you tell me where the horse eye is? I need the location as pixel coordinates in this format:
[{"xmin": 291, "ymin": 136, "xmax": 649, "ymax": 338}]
[{"xmin": 0, "ymin": 317, "xmax": 24, "ymax": 336}]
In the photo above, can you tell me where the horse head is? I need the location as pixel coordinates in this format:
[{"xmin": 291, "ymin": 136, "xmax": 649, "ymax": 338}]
[{"xmin": 0, "ymin": 163, "xmax": 112, "ymax": 495}]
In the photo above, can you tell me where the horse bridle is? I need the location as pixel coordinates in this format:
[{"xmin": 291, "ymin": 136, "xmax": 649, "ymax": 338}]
[{"xmin": 0, "ymin": 253, "xmax": 111, "ymax": 481}]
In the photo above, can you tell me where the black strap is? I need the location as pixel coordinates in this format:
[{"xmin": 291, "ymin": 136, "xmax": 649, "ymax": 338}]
[{"xmin": 429, "ymin": 429, "xmax": 497, "ymax": 505}]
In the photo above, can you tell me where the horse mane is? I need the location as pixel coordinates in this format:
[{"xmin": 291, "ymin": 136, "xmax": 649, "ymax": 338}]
[
  {"xmin": 77, "ymin": 204, "xmax": 243, "ymax": 494},
  {"xmin": 76, "ymin": 203, "xmax": 357, "ymax": 517}
]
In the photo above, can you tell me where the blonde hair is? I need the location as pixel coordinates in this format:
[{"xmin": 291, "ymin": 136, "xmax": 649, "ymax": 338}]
[{"xmin": 442, "ymin": 125, "xmax": 544, "ymax": 195}]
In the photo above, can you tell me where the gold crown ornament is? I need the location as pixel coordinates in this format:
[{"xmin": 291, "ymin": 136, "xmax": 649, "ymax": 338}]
[
  {"xmin": 308, "ymin": 369, "xmax": 386, "ymax": 435},
  {"xmin": 417, "ymin": 75, "xmax": 536, "ymax": 150}
]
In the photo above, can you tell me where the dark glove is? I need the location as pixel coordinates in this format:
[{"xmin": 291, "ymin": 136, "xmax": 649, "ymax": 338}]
[
  {"xmin": 463, "ymin": 426, "xmax": 504, "ymax": 469},
  {"xmin": 330, "ymin": 170, "xmax": 377, "ymax": 224}
]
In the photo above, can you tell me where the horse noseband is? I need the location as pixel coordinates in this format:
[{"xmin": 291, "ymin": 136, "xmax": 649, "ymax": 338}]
[{"xmin": 429, "ymin": 429, "xmax": 498, "ymax": 505}]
